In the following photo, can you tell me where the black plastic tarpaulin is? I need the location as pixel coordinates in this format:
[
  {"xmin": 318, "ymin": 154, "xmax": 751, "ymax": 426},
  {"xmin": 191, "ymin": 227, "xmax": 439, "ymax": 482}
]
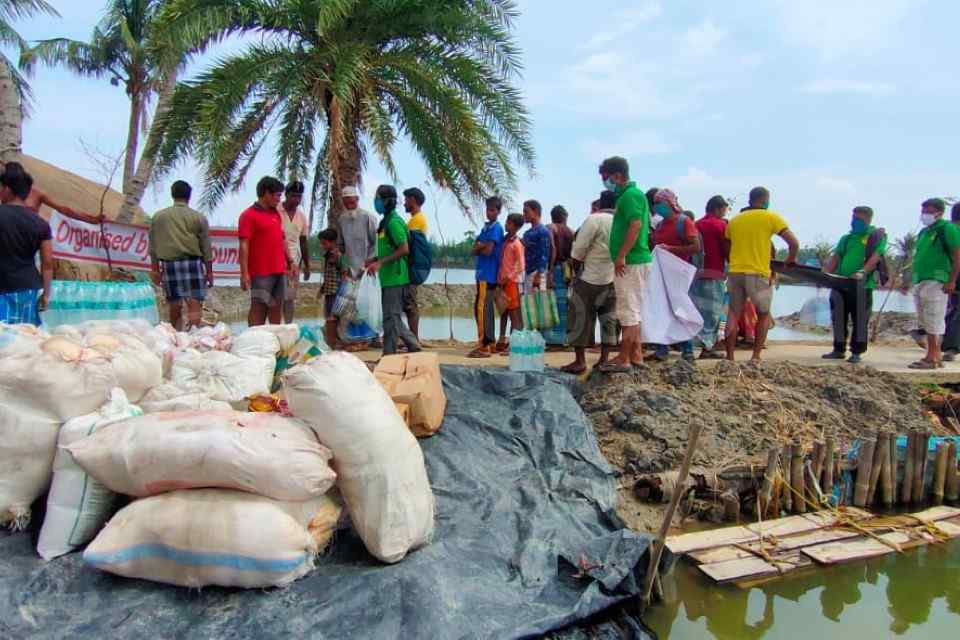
[{"xmin": 0, "ymin": 366, "xmax": 656, "ymax": 639}]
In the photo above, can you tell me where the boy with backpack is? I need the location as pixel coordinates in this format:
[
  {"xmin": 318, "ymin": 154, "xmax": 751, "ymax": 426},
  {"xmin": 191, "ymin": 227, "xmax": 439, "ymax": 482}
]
[
  {"xmin": 821, "ymin": 206, "xmax": 888, "ymax": 364},
  {"xmin": 649, "ymin": 188, "xmax": 701, "ymax": 361},
  {"xmin": 402, "ymin": 187, "xmax": 433, "ymax": 342}
]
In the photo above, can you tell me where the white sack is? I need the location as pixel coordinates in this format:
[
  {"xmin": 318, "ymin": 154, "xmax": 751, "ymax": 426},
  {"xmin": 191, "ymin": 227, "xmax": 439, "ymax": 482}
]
[
  {"xmin": 0, "ymin": 323, "xmax": 47, "ymax": 357},
  {"xmin": 170, "ymin": 350, "xmax": 275, "ymax": 403},
  {"xmin": 37, "ymin": 389, "xmax": 142, "ymax": 560},
  {"xmin": 84, "ymin": 490, "xmax": 341, "ymax": 588},
  {"xmin": 283, "ymin": 352, "xmax": 434, "ymax": 563},
  {"xmin": 138, "ymin": 383, "xmax": 232, "ymax": 413},
  {"xmin": 641, "ymin": 246, "xmax": 704, "ymax": 345},
  {"xmin": 230, "ymin": 329, "xmax": 282, "ymax": 359},
  {"xmin": 0, "ymin": 343, "xmax": 117, "ymax": 527},
  {"xmin": 255, "ymin": 324, "xmax": 301, "ymax": 352},
  {"xmin": 68, "ymin": 410, "xmax": 336, "ymax": 501},
  {"xmin": 83, "ymin": 333, "xmax": 162, "ymax": 403}
]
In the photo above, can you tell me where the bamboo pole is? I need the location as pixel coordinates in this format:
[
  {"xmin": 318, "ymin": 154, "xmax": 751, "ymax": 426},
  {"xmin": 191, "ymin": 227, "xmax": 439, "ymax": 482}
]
[
  {"xmin": 932, "ymin": 442, "xmax": 949, "ymax": 505},
  {"xmin": 854, "ymin": 439, "xmax": 875, "ymax": 508},
  {"xmin": 810, "ymin": 441, "xmax": 824, "ymax": 502},
  {"xmin": 889, "ymin": 432, "xmax": 899, "ymax": 500},
  {"xmin": 781, "ymin": 444, "xmax": 793, "ymax": 513},
  {"xmin": 642, "ymin": 422, "xmax": 703, "ymax": 610},
  {"xmin": 867, "ymin": 432, "xmax": 885, "ymax": 505},
  {"xmin": 822, "ymin": 436, "xmax": 836, "ymax": 502},
  {"xmin": 880, "ymin": 434, "xmax": 894, "ymax": 509},
  {"xmin": 833, "ymin": 452, "xmax": 842, "ymax": 505},
  {"xmin": 901, "ymin": 431, "xmax": 916, "ymax": 504},
  {"xmin": 912, "ymin": 430, "xmax": 929, "ymax": 503},
  {"xmin": 759, "ymin": 449, "xmax": 779, "ymax": 516},
  {"xmin": 946, "ymin": 441, "xmax": 959, "ymax": 503},
  {"xmin": 791, "ymin": 444, "xmax": 805, "ymax": 514}
]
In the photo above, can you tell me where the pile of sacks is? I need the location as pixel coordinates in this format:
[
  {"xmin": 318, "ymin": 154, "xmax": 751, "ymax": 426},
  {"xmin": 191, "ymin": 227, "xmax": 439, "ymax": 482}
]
[{"xmin": 0, "ymin": 320, "xmax": 435, "ymax": 589}]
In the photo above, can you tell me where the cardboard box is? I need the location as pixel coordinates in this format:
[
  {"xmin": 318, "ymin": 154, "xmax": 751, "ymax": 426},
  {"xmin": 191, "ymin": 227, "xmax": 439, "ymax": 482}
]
[{"xmin": 374, "ymin": 353, "xmax": 446, "ymax": 437}]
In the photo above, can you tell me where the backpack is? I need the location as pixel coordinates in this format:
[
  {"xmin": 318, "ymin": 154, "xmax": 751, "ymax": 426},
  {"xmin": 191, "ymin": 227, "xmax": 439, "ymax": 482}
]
[
  {"xmin": 840, "ymin": 227, "xmax": 889, "ymax": 286},
  {"xmin": 676, "ymin": 217, "xmax": 704, "ymax": 270},
  {"xmin": 407, "ymin": 229, "xmax": 433, "ymax": 285}
]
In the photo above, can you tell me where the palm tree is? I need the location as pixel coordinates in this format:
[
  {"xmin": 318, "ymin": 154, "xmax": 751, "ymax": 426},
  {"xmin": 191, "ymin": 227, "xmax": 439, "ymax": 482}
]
[
  {"xmin": 893, "ymin": 231, "xmax": 917, "ymax": 287},
  {"xmin": 22, "ymin": 0, "xmax": 184, "ymax": 220},
  {"xmin": 0, "ymin": 0, "xmax": 58, "ymax": 162},
  {"xmin": 151, "ymin": 0, "xmax": 534, "ymax": 230}
]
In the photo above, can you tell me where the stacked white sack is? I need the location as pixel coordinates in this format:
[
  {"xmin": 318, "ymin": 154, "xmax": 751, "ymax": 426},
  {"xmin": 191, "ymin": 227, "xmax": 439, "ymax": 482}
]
[{"xmin": 284, "ymin": 352, "xmax": 435, "ymax": 563}]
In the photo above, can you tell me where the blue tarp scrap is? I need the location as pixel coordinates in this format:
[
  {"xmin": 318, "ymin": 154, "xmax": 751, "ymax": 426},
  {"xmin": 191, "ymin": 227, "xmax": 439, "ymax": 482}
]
[{"xmin": 0, "ymin": 366, "xmax": 657, "ymax": 640}]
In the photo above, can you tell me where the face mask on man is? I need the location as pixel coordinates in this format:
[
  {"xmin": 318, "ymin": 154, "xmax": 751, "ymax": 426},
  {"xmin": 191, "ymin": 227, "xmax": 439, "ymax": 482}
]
[
  {"xmin": 603, "ymin": 177, "xmax": 618, "ymax": 192},
  {"xmin": 851, "ymin": 217, "xmax": 869, "ymax": 234},
  {"xmin": 374, "ymin": 197, "xmax": 387, "ymax": 215},
  {"xmin": 921, "ymin": 213, "xmax": 937, "ymax": 227}
]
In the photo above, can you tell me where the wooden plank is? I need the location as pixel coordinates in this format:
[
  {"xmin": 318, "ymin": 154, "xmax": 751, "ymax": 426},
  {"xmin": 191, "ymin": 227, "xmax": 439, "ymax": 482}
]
[
  {"xmin": 665, "ymin": 525, "xmax": 755, "ymax": 555},
  {"xmin": 933, "ymin": 518, "xmax": 960, "ymax": 538},
  {"xmin": 908, "ymin": 505, "xmax": 960, "ymax": 523},
  {"xmin": 687, "ymin": 545, "xmax": 754, "ymax": 565},
  {"xmin": 802, "ymin": 532, "xmax": 911, "ymax": 565},
  {"xmin": 747, "ymin": 527, "xmax": 862, "ymax": 553},
  {"xmin": 698, "ymin": 552, "xmax": 811, "ymax": 584}
]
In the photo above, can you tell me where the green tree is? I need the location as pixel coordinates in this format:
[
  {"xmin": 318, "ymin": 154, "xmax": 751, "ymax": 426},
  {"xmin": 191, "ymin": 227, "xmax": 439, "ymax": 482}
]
[
  {"xmin": 22, "ymin": 0, "xmax": 186, "ymax": 220},
  {"xmin": 893, "ymin": 231, "xmax": 917, "ymax": 286},
  {"xmin": 150, "ymin": 0, "xmax": 534, "ymax": 232},
  {"xmin": 0, "ymin": 0, "xmax": 58, "ymax": 162}
]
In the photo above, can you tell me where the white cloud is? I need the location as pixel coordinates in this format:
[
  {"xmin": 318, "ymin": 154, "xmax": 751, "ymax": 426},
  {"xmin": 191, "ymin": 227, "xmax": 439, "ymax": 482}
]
[
  {"xmin": 682, "ymin": 20, "xmax": 727, "ymax": 57},
  {"xmin": 580, "ymin": 2, "xmax": 663, "ymax": 50},
  {"xmin": 773, "ymin": 0, "xmax": 911, "ymax": 59},
  {"xmin": 798, "ymin": 79, "xmax": 896, "ymax": 96}
]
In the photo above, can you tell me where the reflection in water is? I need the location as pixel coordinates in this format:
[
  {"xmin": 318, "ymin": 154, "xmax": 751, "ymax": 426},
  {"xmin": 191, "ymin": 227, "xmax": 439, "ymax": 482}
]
[{"xmin": 645, "ymin": 541, "xmax": 959, "ymax": 639}]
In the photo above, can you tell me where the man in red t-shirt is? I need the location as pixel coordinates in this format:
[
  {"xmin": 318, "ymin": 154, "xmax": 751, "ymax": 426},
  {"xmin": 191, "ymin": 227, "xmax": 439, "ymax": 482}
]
[
  {"xmin": 692, "ymin": 195, "xmax": 730, "ymax": 358},
  {"xmin": 238, "ymin": 176, "xmax": 289, "ymax": 326},
  {"xmin": 649, "ymin": 188, "xmax": 700, "ymax": 361}
]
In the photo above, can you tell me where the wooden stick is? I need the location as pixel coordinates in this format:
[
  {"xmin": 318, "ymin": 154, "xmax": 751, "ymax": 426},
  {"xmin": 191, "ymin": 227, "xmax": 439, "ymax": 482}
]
[
  {"xmin": 791, "ymin": 443, "xmax": 805, "ymax": 514},
  {"xmin": 810, "ymin": 441, "xmax": 824, "ymax": 502},
  {"xmin": 642, "ymin": 422, "xmax": 703, "ymax": 609},
  {"xmin": 867, "ymin": 432, "xmax": 884, "ymax": 505},
  {"xmin": 946, "ymin": 441, "xmax": 959, "ymax": 503},
  {"xmin": 853, "ymin": 439, "xmax": 875, "ymax": 508},
  {"xmin": 833, "ymin": 452, "xmax": 843, "ymax": 505},
  {"xmin": 781, "ymin": 444, "xmax": 793, "ymax": 513},
  {"xmin": 889, "ymin": 432, "xmax": 899, "ymax": 501},
  {"xmin": 902, "ymin": 431, "xmax": 916, "ymax": 504},
  {"xmin": 759, "ymin": 449, "xmax": 779, "ymax": 516},
  {"xmin": 881, "ymin": 434, "xmax": 894, "ymax": 509},
  {"xmin": 912, "ymin": 430, "xmax": 929, "ymax": 503},
  {"xmin": 933, "ymin": 441, "xmax": 949, "ymax": 505},
  {"xmin": 822, "ymin": 436, "xmax": 836, "ymax": 502}
]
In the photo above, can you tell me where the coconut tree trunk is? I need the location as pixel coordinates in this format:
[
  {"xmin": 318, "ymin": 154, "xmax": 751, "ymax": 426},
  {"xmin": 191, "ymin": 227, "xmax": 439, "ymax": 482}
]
[
  {"xmin": 326, "ymin": 140, "xmax": 362, "ymax": 229},
  {"xmin": 123, "ymin": 88, "xmax": 144, "ymax": 194},
  {"xmin": 118, "ymin": 71, "xmax": 178, "ymax": 223},
  {"xmin": 0, "ymin": 60, "xmax": 22, "ymax": 163}
]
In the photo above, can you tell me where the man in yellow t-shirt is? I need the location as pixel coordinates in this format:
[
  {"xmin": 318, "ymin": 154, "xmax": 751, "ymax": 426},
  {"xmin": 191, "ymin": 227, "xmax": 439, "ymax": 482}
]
[
  {"xmin": 723, "ymin": 186, "xmax": 799, "ymax": 362},
  {"xmin": 403, "ymin": 187, "xmax": 430, "ymax": 340}
]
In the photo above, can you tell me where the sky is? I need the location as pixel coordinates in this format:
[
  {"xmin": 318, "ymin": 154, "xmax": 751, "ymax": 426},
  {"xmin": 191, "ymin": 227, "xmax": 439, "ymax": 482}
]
[{"xmin": 9, "ymin": 0, "xmax": 960, "ymax": 249}]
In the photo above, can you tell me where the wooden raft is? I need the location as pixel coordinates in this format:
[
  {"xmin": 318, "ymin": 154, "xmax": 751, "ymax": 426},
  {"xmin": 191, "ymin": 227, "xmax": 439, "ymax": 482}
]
[{"xmin": 666, "ymin": 506, "xmax": 960, "ymax": 587}]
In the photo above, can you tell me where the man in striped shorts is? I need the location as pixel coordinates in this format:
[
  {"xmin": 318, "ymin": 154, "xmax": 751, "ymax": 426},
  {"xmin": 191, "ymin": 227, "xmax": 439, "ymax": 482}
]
[{"xmin": 149, "ymin": 181, "xmax": 213, "ymax": 329}]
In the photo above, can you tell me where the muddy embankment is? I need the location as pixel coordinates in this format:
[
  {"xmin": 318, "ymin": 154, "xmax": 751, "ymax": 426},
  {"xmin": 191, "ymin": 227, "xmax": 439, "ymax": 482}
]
[{"xmin": 776, "ymin": 311, "xmax": 917, "ymax": 343}]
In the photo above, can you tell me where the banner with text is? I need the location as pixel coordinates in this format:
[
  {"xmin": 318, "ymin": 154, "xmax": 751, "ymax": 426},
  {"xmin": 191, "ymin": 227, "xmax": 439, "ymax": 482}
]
[{"xmin": 49, "ymin": 212, "xmax": 242, "ymax": 277}]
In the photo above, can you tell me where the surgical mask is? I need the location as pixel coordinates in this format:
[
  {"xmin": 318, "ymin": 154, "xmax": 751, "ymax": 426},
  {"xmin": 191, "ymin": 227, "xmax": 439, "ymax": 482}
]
[
  {"xmin": 374, "ymin": 198, "xmax": 387, "ymax": 215},
  {"xmin": 851, "ymin": 217, "xmax": 869, "ymax": 234},
  {"xmin": 603, "ymin": 177, "xmax": 618, "ymax": 192},
  {"xmin": 654, "ymin": 203, "xmax": 672, "ymax": 217},
  {"xmin": 921, "ymin": 213, "xmax": 937, "ymax": 227}
]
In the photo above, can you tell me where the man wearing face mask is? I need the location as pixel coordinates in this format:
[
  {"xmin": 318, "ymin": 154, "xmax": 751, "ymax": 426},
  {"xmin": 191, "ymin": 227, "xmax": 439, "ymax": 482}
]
[
  {"xmin": 366, "ymin": 185, "xmax": 421, "ymax": 355},
  {"xmin": 821, "ymin": 206, "xmax": 887, "ymax": 364},
  {"xmin": 908, "ymin": 198, "xmax": 960, "ymax": 369},
  {"xmin": 336, "ymin": 186, "xmax": 378, "ymax": 277}
]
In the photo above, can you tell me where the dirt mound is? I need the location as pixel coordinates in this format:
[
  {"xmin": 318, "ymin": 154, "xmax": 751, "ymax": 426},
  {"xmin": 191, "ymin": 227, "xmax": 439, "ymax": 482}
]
[{"xmin": 579, "ymin": 360, "xmax": 946, "ymax": 531}]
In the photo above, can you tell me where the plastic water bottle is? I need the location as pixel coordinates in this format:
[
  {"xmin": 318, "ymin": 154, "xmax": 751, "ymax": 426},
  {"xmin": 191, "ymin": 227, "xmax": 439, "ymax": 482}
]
[{"xmin": 509, "ymin": 332, "xmax": 523, "ymax": 372}]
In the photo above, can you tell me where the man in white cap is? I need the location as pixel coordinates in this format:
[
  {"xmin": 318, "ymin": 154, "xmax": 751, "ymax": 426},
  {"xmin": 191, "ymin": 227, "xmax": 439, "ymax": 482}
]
[{"xmin": 336, "ymin": 186, "xmax": 379, "ymax": 276}]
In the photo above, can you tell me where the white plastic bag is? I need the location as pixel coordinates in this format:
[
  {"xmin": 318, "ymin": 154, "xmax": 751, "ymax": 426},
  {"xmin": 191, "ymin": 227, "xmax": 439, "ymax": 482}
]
[
  {"xmin": 355, "ymin": 273, "xmax": 383, "ymax": 334},
  {"xmin": 37, "ymin": 389, "xmax": 142, "ymax": 560},
  {"xmin": 68, "ymin": 410, "xmax": 336, "ymax": 501},
  {"xmin": 284, "ymin": 352, "xmax": 434, "ymax": 563},
  {"xmin": 84, "ymin": 490, "xmax": 341, "ymax": 588},
  {"xmin": 641, "ymin": 246, "xmax": 704, "ymax": 345},
  {"xmin": 230, "ymin": 329, "xmax": 282, "ymax": 359},
  {"xmin": 255, "ymin": 324, "xmax": 301, "ymax": 352},
  {"xmin": 170, "ymin": 350, "xmax": 275, "ymax": 403},
  {"xmin": 138, "ymin": 383, "xmax": 233, "ymax": 413}
]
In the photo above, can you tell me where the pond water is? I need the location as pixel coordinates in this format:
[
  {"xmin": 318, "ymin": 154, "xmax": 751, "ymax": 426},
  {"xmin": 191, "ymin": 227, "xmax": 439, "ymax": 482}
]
[
  {"xmin": 255, "ymin": 271, "xmax": 914, "ymax": 344},
  {"xmin": 645, "ymin": 540, "xmax": 959, "ymax": 639}
]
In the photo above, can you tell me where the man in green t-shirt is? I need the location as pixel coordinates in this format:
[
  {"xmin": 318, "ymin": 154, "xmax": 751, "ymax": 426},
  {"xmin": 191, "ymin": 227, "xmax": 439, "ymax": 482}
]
[
  {"xmin": 365, "ymin": 184, "xmax": 421, "ymax": 355},
  {"xmin": 909, "ymin": 198, "xmax": 960, "ymax": 369},
  {"xmin": 597, "ymin": 156, "xmax": 651, "ymax": 374},
  {"xmin": 821, "ymin": 206, "xmax": 887, "ymax": 363}
]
